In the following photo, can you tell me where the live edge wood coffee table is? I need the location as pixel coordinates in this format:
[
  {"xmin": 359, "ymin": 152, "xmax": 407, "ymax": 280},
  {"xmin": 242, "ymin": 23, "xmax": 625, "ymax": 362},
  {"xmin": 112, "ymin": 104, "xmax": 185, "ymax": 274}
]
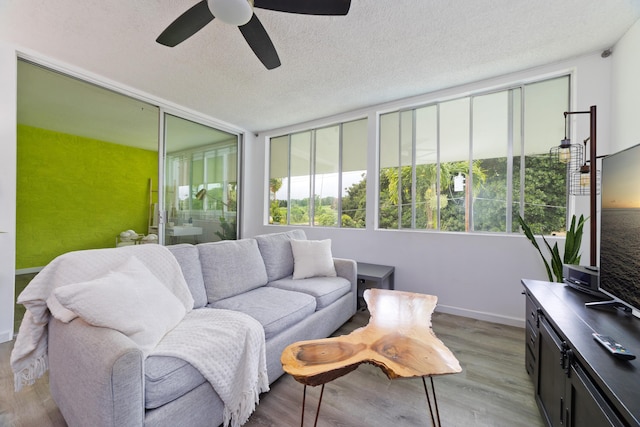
[{"xmin": 281, "ymin": 289, "xmax": 462, "ymax": 427}]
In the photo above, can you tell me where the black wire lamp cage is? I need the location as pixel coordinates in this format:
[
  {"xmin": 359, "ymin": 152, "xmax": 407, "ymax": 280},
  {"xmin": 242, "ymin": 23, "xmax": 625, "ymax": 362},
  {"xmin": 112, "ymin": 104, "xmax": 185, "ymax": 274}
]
[{"xmin": 568, "ymin": 137, "xmax": 601, "ymax": 196}]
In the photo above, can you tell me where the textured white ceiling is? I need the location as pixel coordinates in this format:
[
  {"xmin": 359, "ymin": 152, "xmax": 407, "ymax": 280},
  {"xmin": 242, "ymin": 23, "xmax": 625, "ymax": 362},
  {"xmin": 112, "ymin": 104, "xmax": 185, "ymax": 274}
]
[{"xmin": 2, "ymin": 0, "xmax": 640, "ymax": 135}]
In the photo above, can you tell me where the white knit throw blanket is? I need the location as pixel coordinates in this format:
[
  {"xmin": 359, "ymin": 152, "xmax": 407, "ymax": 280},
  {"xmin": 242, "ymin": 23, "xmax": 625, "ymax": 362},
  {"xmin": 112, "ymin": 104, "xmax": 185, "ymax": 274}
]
[
  {"xmin": 152, "ymin": 308, "xmax": 269, "ymax": 427},
  {"xmin": 11, "ymin": 244, "xmax": 268, "ymax": 427}
]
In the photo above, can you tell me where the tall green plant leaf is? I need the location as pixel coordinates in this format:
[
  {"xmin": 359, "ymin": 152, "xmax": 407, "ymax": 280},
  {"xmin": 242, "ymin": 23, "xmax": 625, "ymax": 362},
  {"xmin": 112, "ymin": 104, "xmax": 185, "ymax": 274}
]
[
  {"xmin": 563, "ymin": 214, "xmax": 586, "ymax": 264},
  {"xmin": 518, "ymin": 213, "xmax": 586, "ymax": 283},
  {"xmin": 517, "ymin": 214, "xmax": 554, "ymax": 282},
  {"xmin": 542, "ymin": 236, "xmax": 563, "ymax": 282}
]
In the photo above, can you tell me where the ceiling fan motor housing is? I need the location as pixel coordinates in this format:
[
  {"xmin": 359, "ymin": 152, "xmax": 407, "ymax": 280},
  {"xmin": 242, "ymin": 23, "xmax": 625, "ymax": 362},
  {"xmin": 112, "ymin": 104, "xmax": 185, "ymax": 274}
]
[{"xmin": 207, "ymin": 0, "xmax": 253, "ymax": 25}]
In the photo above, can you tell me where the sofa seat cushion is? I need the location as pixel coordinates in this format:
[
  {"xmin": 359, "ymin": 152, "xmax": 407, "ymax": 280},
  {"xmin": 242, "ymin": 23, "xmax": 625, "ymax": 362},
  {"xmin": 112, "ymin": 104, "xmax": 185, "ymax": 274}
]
[
  {"xmin": 144, "ymin": 355, "xmax": 206, "ymax": 409},
  {"xmin": 208, "ymin": 287, "xmax": 316, "ymax": 339},
  {"xmin": 268, "ymin": 276, "xmax": 351, "ymax": 310}
]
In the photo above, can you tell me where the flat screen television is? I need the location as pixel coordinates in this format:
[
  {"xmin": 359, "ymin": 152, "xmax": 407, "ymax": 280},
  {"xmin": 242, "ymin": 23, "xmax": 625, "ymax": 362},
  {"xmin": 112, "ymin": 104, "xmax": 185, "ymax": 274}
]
[{"xmin": 592, "ymin": 142, "xmax": 640, "ymax": 318}]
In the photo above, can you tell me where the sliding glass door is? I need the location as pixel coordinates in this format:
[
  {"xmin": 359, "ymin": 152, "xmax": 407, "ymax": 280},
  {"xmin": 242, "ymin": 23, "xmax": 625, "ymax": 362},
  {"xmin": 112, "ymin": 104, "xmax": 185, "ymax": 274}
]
[
  {"xmin": 16, "ymin": 59, "xmax": 160, "ymax": 267},
  {"xmin": 16, "ymin": 59, "xmax": 241, "ymax": 259},
  {"xmin": 162, "ymin": 114, "xmax": 240, "ymax": 244}
]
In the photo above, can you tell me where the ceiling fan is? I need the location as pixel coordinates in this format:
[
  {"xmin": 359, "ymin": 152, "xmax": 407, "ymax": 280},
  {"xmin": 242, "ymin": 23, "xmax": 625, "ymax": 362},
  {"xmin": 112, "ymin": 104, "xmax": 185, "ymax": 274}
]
[{"xmin": 156, "ymin": 0, "xmax": 351, "ymax": 70}]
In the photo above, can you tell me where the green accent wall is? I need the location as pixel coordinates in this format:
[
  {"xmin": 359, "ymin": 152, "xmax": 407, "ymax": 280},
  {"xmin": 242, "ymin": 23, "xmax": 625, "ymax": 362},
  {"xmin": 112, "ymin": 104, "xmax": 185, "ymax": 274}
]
[{"xmin": 16, "ymin": 125, "xmax": 158, "ymax": 269}]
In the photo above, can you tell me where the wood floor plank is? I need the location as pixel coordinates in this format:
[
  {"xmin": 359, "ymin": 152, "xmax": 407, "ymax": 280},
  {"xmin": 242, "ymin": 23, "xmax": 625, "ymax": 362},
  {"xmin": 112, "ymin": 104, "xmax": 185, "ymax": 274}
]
[{"xmin": 1, "ymin": 310, "xmax": 543, "ymax": 427}]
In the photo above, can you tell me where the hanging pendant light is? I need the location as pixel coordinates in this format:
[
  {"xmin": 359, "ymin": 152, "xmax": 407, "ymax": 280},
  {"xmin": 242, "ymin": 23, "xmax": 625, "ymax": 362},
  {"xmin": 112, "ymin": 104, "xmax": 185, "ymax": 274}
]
[
  {"xmin": 579, "ymin": 164, "xmax": 590, "ymax": 188},
  {"xmin": 550, "ymin": 112, "xmax": 583, "ymax": 168},
  {"xmin": 569, "ymin": 137, "xmax": 600, "ymax": 196}
]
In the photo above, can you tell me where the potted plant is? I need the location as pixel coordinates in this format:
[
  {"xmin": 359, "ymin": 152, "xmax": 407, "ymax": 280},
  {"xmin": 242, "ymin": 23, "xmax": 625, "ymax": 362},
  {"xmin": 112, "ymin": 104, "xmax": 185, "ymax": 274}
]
[{"xmin": 518, "ymin": 214, "xmax": 587, "ymax": 283}]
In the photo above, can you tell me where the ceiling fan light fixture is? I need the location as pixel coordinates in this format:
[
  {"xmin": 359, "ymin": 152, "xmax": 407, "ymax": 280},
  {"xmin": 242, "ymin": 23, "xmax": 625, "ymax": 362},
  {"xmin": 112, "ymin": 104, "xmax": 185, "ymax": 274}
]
[{"xmin": 208, "ymin": 0, "xmax": 253, "ymax": 25}]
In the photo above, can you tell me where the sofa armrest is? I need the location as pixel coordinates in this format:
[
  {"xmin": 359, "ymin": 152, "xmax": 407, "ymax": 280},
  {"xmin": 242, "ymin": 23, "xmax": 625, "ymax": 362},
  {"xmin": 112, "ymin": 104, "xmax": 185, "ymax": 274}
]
[
  {"xmin": 333, "ymin": 258, "xmax": 357, "ymax": 312},
  {"xmin": 48, "ymin": 317, "xmax": 145, "ymax": 427}
]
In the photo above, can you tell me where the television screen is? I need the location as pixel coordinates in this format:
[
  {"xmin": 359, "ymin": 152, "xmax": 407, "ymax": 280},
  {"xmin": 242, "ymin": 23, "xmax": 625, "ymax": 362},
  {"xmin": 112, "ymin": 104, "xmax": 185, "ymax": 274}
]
[{"xmin": 598, "ymin": 142, "xmax": 640, "ymax": 316}]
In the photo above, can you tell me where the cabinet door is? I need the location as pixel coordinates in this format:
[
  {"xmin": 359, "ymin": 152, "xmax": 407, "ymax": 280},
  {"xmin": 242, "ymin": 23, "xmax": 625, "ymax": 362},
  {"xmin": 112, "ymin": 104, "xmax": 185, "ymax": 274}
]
[
  {"xmin": 537, "ymin": 315, "xmax": 566, "ymax": 427},
  {"xmin": 525, "ymin": 320, "xmax": 537, "ymax": 378},
  {"xmin": 566, "ymin": 361, "xmax": 624, "ymax": 427},
  {"xmin": 525, "ymin": 294, "xmax": 539, "ymax": 380}
]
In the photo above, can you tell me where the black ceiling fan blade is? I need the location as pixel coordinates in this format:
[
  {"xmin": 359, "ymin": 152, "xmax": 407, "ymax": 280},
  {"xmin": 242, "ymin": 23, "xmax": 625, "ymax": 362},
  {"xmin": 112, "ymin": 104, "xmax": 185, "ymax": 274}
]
[
  {"xmin": 156, "ymin": 0, "xmax": 214, "ymax": 47},
  {"xmin": 254, "ymin": 0, "xmax": 350, "ymax": 15},
  {"xmin": 239, "ymin": 14, "xmax": 281, "ymax": 70}
]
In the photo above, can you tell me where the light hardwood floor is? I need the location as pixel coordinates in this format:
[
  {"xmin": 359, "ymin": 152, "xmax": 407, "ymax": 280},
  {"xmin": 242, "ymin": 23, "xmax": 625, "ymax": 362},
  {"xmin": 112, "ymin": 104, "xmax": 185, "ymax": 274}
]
[{"xmin": 1, "ymin": 310, "xmax": 543, "ymax": 427}]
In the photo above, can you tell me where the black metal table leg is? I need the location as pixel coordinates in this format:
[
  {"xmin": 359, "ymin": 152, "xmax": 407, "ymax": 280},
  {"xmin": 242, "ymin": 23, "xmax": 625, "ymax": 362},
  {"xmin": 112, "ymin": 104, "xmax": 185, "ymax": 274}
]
[
  {"xmin": 300, "ymin": 385, "xmax": 307, "ymax": 427},
  {"xmin": 422, "ymin": 376, "xmax": 442, "ymax": 427},
  {"xmin": 299, "ymin": 384, "xmax": 325, "ymax": 427},
  {"xmin": 313, "ymin": 384, "xmax": 325, "ymax": 427}
]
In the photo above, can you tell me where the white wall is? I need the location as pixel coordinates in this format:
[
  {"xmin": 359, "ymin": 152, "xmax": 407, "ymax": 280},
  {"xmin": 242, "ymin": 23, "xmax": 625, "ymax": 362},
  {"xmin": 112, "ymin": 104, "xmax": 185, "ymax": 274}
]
[
  {"xmin": 0, "ymin": 42, "xmax": 17, "ymax": 342},
  {"xmin": 612, "ymin": 19, "xmax": 640, "ymax": 153},
  {"xmin": 245, "ymin": 52, "xmax": 616, "ymax": 327}
]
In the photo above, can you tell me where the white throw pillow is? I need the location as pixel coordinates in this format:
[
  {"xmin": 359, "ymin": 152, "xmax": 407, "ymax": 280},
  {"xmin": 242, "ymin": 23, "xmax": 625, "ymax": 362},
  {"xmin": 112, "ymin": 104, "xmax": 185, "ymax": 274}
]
[
  {"xmin": 290, "ymin": 239, "xmax": 337, "ymax": 279},
  {"xmin": 53, "ymin": 256, "xmax": 186, "ymax": 357}
]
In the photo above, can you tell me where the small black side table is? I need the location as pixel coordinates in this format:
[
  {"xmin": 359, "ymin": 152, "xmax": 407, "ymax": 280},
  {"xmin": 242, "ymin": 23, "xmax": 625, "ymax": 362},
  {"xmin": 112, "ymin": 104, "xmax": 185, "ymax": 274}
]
[
  {"xmin": 357, "ymin": 262, "xmax": 395, "ymax": 290},
  {"xmin": 356, "ymin": 262, "xmax": 395, "ymax": 309}
]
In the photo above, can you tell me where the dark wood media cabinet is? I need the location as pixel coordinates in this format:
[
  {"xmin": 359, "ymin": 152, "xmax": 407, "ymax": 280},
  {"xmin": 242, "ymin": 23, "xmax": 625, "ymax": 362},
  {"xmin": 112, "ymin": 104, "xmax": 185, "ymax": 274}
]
[{"xmin": 522, "ymin": 279, "xmax": 640, "ymax": 427}]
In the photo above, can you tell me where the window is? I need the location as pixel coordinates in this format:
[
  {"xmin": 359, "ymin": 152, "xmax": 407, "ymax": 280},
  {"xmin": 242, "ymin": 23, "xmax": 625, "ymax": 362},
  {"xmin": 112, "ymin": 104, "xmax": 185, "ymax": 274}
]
[
  {"xmin": 379, "ymin": 75, "xmax": 569, "ymax": 235},
  {"xmin": 269, "ymin": 118, "xmax": 367, "ymax": 227}
]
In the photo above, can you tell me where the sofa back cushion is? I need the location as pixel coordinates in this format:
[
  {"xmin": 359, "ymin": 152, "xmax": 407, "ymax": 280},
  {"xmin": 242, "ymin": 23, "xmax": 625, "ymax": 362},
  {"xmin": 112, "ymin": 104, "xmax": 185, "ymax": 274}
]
[
  {"xmin": 255, "ymin": 229, "xmax": 306, "ymax": 282},
  {"xmin": 198, "ymin": 239, "xmax": 268, "ymax": 302},
  {"xmin": 166, "ymin": 244, "xmax": 208, "ymax": 309}
]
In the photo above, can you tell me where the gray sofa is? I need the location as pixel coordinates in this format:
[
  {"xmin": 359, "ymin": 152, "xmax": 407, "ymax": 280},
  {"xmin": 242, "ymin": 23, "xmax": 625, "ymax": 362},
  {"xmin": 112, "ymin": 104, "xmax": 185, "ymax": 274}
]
[{"xmin": 47, "ymin": 230, "xmax": 357, "ymax": 427}]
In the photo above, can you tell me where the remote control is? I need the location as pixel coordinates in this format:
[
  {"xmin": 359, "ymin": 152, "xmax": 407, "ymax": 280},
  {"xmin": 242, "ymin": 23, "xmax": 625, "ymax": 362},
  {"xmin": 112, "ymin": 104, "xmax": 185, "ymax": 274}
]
[{"xmin": 592, "ymin": 333, "xmax": 636, "ymax": 360}]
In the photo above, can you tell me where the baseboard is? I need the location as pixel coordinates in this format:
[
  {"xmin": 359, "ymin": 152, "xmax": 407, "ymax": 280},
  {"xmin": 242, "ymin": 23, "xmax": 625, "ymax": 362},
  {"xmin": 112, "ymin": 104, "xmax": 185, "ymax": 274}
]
[
  {"xmin": 435, "ymin": 304, "xmax": 525, "ymax": 328},
  {"xmin": 0, "ymin": 329, "xmax": 14, "ymax": 344},
  {"xmin": 15, "ymin": 267, "xmax": 43, "ymax": 275}
]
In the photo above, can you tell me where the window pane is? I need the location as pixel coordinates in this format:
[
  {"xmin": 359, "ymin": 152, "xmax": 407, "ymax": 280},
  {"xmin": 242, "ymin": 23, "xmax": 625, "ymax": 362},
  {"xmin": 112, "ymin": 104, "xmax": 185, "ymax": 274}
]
[
  {"xmin": 511, "ymin": 88, "xmax": 523, "ymax": 232},
  {"xmin": 225, "ymin": 149, "xmax": 238, "ymax": 214},
  {"xmin": 191, "ymin": 155, "xmax": 205, "ymax": 210},
  {"xmin": 523, "ymin": 76, "xmax": 569, "ymax": 234},
  {"xmin": 472, "ymin": 91, "xmax": 509, "ymax": 232},
  {"xmin": 290, "ymin": 131, "xmax": 312, "ymax": 225},
  {"xmin": 204, "ymin": 143, "xmax": 237, "ymax": 213},
  {"xmin": 342, "ymin": 118, "xmax": 367, "ymax": 228},
  {"xmin": 400, "ymin": 110, "xmax": 413, "ymax": 229},
  {"xmin": 379, "ymin": 112, "xmax": 400, "ymax": 229},
  {"xmin": 269, "ymin": 135, "xmax": 289, "ymax": 225},
  {"xmin": 315, "ymin": 126, "xmax": 339, "ymax": 227},
  {"xmin": 439, "ymin": 98, "xmax": 470, "ymax": 232},
  {"xmin": 415, "ymin": 105, "xmax": 438, "ymax": 229}
]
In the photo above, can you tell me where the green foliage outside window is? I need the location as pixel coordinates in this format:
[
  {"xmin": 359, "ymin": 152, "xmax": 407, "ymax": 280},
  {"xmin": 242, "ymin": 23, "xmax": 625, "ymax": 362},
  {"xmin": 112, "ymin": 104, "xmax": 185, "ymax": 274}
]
[
  {"xmin": 268, "ymin": 119, "xmax": 367, "ymax": 228},
  {"xmin": 341, "ymin": 175, "xmax": 366, "ymax": 228},
  {"xmin": 379, "ymin": 161, "xmax": 486, "ymax": 231},
  {"xmin": 378, "ymin": 155, "xmax": 566, "ymax": 234}
]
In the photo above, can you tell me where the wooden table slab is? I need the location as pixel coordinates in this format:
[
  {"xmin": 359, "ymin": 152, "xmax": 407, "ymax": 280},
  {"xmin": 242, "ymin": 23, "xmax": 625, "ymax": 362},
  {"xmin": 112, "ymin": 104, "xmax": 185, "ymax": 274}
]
[{"xmin": 282, "ymin": 289, "xmax": 462, "ymax": 387}]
